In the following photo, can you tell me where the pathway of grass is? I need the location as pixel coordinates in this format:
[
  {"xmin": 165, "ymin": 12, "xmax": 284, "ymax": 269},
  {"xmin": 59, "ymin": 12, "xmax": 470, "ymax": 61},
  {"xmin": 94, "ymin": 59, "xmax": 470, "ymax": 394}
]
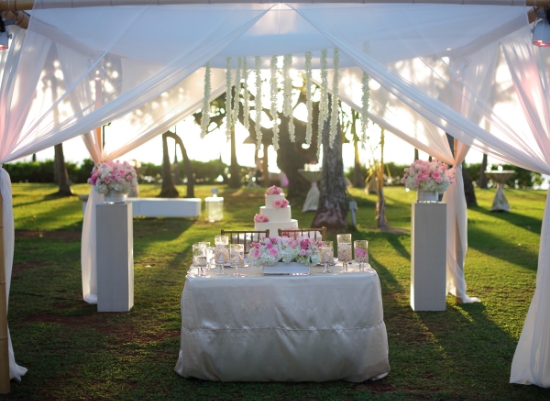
[{"xmin": 3, "ymin": 184, "xmax": 548, "ymax": 400}]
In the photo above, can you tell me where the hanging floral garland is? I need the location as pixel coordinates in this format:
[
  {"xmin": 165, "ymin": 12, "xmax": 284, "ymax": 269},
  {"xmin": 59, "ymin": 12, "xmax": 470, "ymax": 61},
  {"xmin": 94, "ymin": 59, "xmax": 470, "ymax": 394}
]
[
  {"xmin": 200, "ymin": 62, "xmax": 211, "ymax": 139},
  {"xmin": 317, "ymin": 49, "xmax": 329, "ymax": 140},
  {"xmin": 361, "ymin": 71, "xmax": 370, "ymax": 142},
  {"xmin": 305, "ymin": 52, "xmax": 313, "ymax": 145},
  {"xmin": 243, "ymin": 57, "xmax": 250, "ymax": 131},
  {"xmin": 232, "ymin": 57, "xmax": 242, "ymax": 124},
  {"xmin": 329, "ymin": 48, "xmax": 340, "ymax": 148},
  {"xmin": 270, "ymin": 55, "xmax": 280, "ymax": 151},
  {"xmin": 283, "ymin": 54, "xmax": 295, "ymax": 142},
  {"xmin": 225, "ymin": 57, "xmax": 232, "ymax": 141},
  {"xmin": 254, "ymin": 56, "xmax": 262, "ymax": 147}
]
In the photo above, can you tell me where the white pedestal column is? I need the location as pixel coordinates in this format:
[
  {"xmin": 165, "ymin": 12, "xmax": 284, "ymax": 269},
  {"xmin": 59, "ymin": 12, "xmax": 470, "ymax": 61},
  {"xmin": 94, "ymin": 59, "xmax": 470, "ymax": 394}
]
[
  {"xmin": 411, "ymin": 202, "xmax": 446, "ymax": 311},
  {"xmin": 96, "ymin": 203, "xmax": 134, "ymax": 312}
]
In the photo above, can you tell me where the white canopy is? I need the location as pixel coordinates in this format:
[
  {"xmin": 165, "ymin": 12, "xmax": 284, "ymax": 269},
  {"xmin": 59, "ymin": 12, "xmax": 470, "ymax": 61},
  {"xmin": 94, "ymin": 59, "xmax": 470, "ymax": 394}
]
[{"xmin": 2, "ymin": 0, "xmax": 550, "ymax": 387}]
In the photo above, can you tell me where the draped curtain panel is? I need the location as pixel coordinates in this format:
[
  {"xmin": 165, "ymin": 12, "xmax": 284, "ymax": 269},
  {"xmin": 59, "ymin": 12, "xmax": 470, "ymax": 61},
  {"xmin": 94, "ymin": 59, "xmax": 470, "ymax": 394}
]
[{"xmin": 4, "ymin": 0, "xmax": 550, "ymax": 385}]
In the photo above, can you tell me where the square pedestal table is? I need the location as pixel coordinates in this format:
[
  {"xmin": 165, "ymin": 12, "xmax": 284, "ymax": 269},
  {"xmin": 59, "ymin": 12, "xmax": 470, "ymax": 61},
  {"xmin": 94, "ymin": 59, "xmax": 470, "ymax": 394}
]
[{"xmin": 175, "ymin": 263, "xmax": 390, "ymax": 382}]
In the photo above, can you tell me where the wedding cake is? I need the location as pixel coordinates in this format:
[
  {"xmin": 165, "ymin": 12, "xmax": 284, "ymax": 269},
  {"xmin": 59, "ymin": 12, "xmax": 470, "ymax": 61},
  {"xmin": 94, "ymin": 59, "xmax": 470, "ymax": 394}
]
[{"xmin": 254, "ymin": 186, "xmax": 298, "ymax": 235}]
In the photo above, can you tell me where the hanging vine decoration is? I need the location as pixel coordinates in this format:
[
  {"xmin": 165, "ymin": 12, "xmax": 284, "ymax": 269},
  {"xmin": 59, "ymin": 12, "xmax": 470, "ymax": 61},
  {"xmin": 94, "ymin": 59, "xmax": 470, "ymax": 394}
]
[
  {"xmin": 329, "ymin": 48, "xmax": 340, "ymax": 148},
  {"xmin": 200, "ymin": 62, "xmax": 211, "ymax": 139},
  {"xmin": 318, "ymin": 49, "xmax": 329, "ymax": 136},
  {"xmin": 305, "ymin": 52, "xmax": 313, "ymax": 145},
  {"xmin": 361, "ymin": 71, "xmax": 370, "ymax": 143},
  {"xmin": 225, "ymin": 57, "xmax": 232, "ymax": 141},
  {"xmin": 283, "ymin": 54, "xmax": 295, "ymax": 142},
  {"xmin": 243, "ymin": 57, "xmax": 250, "ymax": 131},
  {"xmin": 254, "ymin": 57, "xmax": 262, "ymax": 147},
  {"xmin": 232, "ymin": 57, "xmax": 242, "ymax": 125},
  {"xmin": 270, "ymin": 55, "xmax": 280, "ymax": 151}
]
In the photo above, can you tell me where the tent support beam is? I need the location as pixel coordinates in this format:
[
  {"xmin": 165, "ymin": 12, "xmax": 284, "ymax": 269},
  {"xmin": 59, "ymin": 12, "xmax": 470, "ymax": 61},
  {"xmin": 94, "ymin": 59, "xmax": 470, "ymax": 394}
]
[{"xmin": 0, "ymin": 0, "xmax": 545, "ymax": 12}]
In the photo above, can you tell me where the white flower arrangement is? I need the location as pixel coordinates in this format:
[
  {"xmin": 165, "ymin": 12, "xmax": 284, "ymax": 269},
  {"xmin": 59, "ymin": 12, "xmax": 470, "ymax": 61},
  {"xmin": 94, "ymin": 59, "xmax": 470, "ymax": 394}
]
[
  {"xmin": 270, "ymin": 55, "xmax": 280, "ymax": 151},
  {"xmin": 329, "ymin": 48, "xmax": 339, "ymax": 148},
  {"xmin": 402, "ymin": 159, "xmax": 455, "ymax": 193},
  {"xmin": 200, "ymin": 62, "xmax": 211, "ymax": 139},
  {"xmin": 254, "ymin": 56, "xmax": 262, "ymax": 146},
  {"xmin": 361, "ymin": 71, "xmax": 370, "ymax": 141},
  {"xmin": 318, "ymin": 49, "xmax": 328, "ymax": 131},
  {"xmin": 248, "ymin": 237, "xmax": 282, "ymax": 266},
  {"xmin": 283, "ymin": 54, "xmax": 295, "ymax": 142},
  {"xmin": 88, "ymin": 160, "xmax": 137, "ymax": 195},
  {"xmin": 305, "ymin": 51, "xmax": 313, "ymax": 145},
  {"xmin": 225, "ymin": 57, "xmax": 232, "ymax": 141}
]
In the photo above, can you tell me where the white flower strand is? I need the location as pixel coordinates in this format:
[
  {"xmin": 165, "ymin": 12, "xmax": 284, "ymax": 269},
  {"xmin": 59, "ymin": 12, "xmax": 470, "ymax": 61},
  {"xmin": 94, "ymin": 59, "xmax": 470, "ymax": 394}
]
[
  {"xmin": 329, "ymin": 48, "xmax": 340, "ymax": 148},
  {"xmin": 225, "ymin": 57, "xmax": 232, "ymax": 141},
  {"xmin": 283, "ymin": 54, "xmax": 292, "ymax": 117},
  {"xmin": 200, "ymin": 62, "xmax": 211, "ymax": 139},
  {"xmin": 270, "ymin": 55, "xmax": 280, "ymax": 151},
  {"xmin": 317, "ymin": 49, "xmax": 329, "ymax": 138},
  {"xmin": 243, "ymin": 57, "xmax": 250, "ymax": 131},
  {"xmin": 305, "ymin": 52, "xmax": 313, "ymax": 145},
  {"xmin": 361, "ymin": 71, "xmax": 370, "ymax": 142},
  {"xmin": 232, "ymin": 57, "xmax": 242, "ymax": 124},
  {"xmin": 254, "ymin": 56, "xmax": 262, "ymax": 146}
]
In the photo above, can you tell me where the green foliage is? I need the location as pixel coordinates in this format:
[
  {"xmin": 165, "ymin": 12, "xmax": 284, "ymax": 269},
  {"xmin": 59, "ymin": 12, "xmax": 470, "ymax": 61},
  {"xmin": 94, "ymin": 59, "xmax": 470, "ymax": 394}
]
[
  {"xmin": 465, "ymin": 163, "xmax": 544, "ymax": 189},
  {"xmin": 7, "ymin": 183, "xmax": 547, "ymax": 400},
  {"xmin": 4, "ymin": 159, "xmax": 94, "ymax": 184},
  {"xmin": 178, "ymin": 159, "xmax": 228, "ymax": 184},
  {"xmin": 345, "ymin": 162, "xmax": 409, "ymax": 186}
]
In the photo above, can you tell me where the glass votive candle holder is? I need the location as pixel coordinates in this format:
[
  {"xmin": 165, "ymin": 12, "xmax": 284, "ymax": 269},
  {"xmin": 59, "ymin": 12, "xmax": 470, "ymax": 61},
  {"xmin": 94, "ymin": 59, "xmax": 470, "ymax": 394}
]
[
  {"xmin": 192, "ymin": 243, "xmax": 206, "ymax": 276},
  {"xmin": 215, "ymin": 235, "xmax": 229, "ymax": 246},
  {"xmin": 319, "ymin": 240, "xmax": 334, "ymax": 274},
  {"xmin": 354, "ymin": 240, "xmax": 368, "ymax": 271},
  {"xmin": 230, "ymin": 243, "xmax": 245, "ymax": 277},
  {"xmin": 337, "ymin": 234, "xmax": 352, "ymax": 272}
]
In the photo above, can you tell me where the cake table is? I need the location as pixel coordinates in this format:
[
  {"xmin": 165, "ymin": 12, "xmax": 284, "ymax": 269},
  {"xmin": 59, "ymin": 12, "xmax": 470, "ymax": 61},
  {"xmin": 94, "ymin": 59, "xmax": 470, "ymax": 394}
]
[{"xmin": 175, "ymin": 263, "xmax": 390, "ymax": 382}]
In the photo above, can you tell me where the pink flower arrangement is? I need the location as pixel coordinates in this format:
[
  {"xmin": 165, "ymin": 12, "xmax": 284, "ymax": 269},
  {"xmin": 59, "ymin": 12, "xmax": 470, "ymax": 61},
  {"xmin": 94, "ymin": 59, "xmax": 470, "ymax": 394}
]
[
  {"xmin": 295, "ymin": 237, "xmax": 321, "ymax": 265},
  {"xmin": 254, "ymin": 214, "xmax": 269, "ymax": 223},
  {"xmin": 355, "ymin": 248, "xmax": 367, "ymax": 258},
  {"xmin": 88, "ymin": 160, "xmax": 137, "ymax": 195},
  {"xmin": 402, "ymin": 159, "xmax": 455, "ymax": 193},
  {"xmin": 279, "ymin": 236, "xmax": 301, "ymax": 262},
  {"xmin": 272, "ymin": 199, "xmax": 289, "ymax": 209},
  {"xmin": 248, "ymin": 237, "xmax": 281, "ymax": 266},
  {"xmin": 266, "ymin": 185, "xmax": 283, "ymax": 195}
]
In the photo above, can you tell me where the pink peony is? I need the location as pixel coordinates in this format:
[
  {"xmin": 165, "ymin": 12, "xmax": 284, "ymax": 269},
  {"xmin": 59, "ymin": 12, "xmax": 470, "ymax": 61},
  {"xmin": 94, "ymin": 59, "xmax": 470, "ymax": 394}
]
[
  {"xmin": 266, "ymin": 185, "xmax": 283, "ymax": 195},
  {"xmin": 254, "ymin": 214, "xmax": 269, "ymax": 223},
  {"xmin": 266, "ymin": 242, "xmax": 273, "ymax": 249},
  {"xmin": 273, "ymin": 199, "xmax": 283, "ymax": 208},
  {"xmin": 280, "ymin": 199, "xmax": 289, "ymax": 207},
  {"xmin": 251, "ymin": 248, "xmax": 261, "ymax": 259},
  {"xmin": 268, "ymin": 248, "xmax": 279, "ymax": 257}
]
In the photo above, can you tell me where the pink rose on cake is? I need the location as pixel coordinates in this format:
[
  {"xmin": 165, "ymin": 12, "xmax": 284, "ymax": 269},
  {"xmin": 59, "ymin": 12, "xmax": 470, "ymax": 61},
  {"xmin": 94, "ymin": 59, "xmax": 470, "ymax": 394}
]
[
  {"xmin": 272, "ymin": 199, "xmax": 289, "ymax": 209},
  {"xmin": 266, "ymin": 185, "xmax": 283, "ymax": 195},
  {"xmin": 254, "ymin": 214, "xmax": 269, "ymax": 223}
]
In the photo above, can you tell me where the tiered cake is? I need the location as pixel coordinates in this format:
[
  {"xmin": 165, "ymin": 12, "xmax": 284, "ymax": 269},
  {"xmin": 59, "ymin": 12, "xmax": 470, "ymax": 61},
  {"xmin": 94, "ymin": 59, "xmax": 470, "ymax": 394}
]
[{"xmin": 254, "ymin": 186, "xmax": 298, "ymax": 234}]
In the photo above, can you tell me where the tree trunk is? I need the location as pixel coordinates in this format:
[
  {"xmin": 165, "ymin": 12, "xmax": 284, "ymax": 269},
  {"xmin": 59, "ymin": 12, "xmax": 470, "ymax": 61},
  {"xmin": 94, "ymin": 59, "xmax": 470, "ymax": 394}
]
[
  {"xmin": 462, "ymin": 162, "xmax": 477, "ymax": 207},
  {"xmin": 262, "ymin": 145, "xmax": 269, "ymax": 187},
  {"xmin": 164, "ymin": 130, "xmax": 194, "ymax": 198},
  {"xmin": 173, "ymin": 153, "xmax": 182, "ymax": 185},
  {"xmin": 312, "ymin": 96, "xmax": 348, "ymax": 233},
  {"xmin": 277, "ymin": 119, "xmax": 311, "ymax": 199},
  {"xmin": 54, "ymin": 143, "xmax": 73, "ymax": 196},
  {"xmin": 414, "ymin": 148, "xmax": 419, "ymax": 161},
  {"xmin": 479, "ymin": 153, "xmax": 488, "ymax": 189},
  {"xmin": 160, "ymin": 132, "xmax": 179, "ymax": 198},
  {"xmin": 352, "ymin": 111, "xmax": 364, "ymax": 188}
]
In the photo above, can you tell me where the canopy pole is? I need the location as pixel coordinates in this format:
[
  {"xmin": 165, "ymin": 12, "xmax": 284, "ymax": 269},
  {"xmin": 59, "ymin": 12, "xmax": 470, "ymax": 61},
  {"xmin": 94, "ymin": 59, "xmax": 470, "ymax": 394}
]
[
  {"xmin": 0, "ymin": 192, "xmax": 10, "ymax": 394},
  {"xmin": 0, "ymin": 0, "xmax": 545, "ymax": 12}
]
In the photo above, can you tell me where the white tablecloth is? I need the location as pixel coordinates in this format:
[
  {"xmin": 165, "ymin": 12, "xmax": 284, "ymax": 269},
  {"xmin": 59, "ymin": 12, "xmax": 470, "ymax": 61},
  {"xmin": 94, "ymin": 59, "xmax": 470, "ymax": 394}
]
[{"xmin": 175, "ymin": 263, "xmax": 390, "ymax": 382}]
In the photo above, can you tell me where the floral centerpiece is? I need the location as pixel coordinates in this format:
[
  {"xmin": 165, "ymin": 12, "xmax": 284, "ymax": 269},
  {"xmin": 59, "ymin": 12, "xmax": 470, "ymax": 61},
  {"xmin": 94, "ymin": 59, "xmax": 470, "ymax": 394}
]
[
  {"xmin": 401, "ymin": 159, "xmax": 454, "ymax": 193},
  {"xmin": 266, "ymin": 185, "xmax": 283, "ymax": 195},
  {"xmin": 88, "ymin": 160, "xmax": 137, "ymax": 195},
  {"xmin": 248, "ymin": 237, "xmax": 281, "ymax": 266},
  {"xmin": 278, "ymin": 236, "xmax": 300, "ymax": 263},
  {"xmin": 295, "ymin": 237, "xmax": 321, "ymax": 266}
]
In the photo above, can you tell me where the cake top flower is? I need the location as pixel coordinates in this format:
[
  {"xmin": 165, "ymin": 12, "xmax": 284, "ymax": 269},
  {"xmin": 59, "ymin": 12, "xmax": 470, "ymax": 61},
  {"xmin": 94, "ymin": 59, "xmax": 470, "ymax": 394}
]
[{"xmin": 266, "ymin": 185, "xmax": 283, "ymax": 195}]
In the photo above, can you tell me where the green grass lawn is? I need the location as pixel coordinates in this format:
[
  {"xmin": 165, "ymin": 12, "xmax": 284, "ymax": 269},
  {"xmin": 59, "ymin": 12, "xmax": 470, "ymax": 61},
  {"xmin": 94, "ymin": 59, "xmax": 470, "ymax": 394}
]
[{"xmin": 2, "ymin": 183, "xmax": 548, "ymax": 400}]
